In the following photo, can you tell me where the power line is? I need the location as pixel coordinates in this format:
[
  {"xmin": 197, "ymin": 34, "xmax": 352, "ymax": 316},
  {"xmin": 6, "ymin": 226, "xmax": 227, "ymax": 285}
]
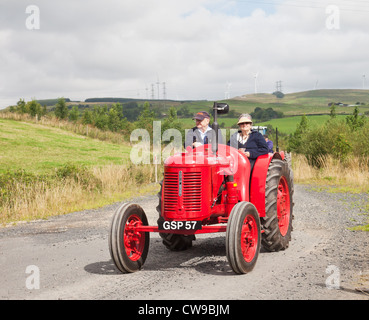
[
  {"xmin": 276, "ymin": 80, "xmax": 282, "ymax": 92},
  {"xmin": 156, "ymin": 78, "xmax": 160, "ymax": 100}
]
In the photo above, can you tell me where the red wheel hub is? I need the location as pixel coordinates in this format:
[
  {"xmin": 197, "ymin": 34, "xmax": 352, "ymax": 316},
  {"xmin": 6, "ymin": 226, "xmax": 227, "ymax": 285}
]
[
  {"xmin": 277, "ymin": 176, "xmax": 291, "ymax": 236},
  {"xmin": 240, "ymin": 214, "xmax": 258, "ymax": 262},
  {"xmin": 124, "ymin": 214, "xmax": 145, "ymax": 261}
]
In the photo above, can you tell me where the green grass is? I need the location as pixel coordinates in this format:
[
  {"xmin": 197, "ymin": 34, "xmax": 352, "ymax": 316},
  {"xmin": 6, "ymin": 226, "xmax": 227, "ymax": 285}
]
[
  {"xmin": 177, "ymin": 89, "xmax": 369, "ymax": 117},
  {"xmin": 229, "ymin": 89, "xmax": 369, "ymax": 115},
  {"xmin": 0, "ymin": 119, "xmax": 131, "ymax": 174},
  {"xmin": 256, "ymin": 115, "xmax": 348, "ymax": 134},
  {"xmin": 173, "ymin": 89, "xmax": 369, "ymax": 135},
  {"xmin": 177, "ymin": 114, "xmax": 348, "ymax": 135}
]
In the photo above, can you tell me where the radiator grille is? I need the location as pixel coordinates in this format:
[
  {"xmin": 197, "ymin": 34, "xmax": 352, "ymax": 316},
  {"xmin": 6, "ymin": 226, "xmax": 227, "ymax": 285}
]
[
  {"xmin": 163, "ymin": 172, "xmax": 178, "ymax": 213},
  {"xmin": 182, "ymin": 172, "xmax": 202, "ymax": 212},
  {"xmin": 164, "ymin": 171, "xmax": 202, "ymax": 213}
]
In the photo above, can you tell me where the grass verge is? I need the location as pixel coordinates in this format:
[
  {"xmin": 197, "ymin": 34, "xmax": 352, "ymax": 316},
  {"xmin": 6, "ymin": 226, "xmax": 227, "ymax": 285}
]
[
  {"xmin": 292, "ymin": 153, "xmax": 369, "ymax": 231},
  {"xmin": 0, "ymin": 163, "xmax": 162, "ymax": 226}
]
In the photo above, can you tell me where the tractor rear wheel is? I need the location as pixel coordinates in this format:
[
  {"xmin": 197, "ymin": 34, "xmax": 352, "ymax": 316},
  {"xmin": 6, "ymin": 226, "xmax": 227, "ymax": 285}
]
[
  {"xmin": 226, "ymin": 202, "xmax": 261, "ymax": 274},
  {"xmin": 156, "ymin": 181, "xmax": 195, "ymax": 251},
  {"xmin": 262, "ymin": 158, "xmax": 294, "ymax": 252},
  {"xmin": 109, "ymin": 203, "xmax": 150, "ymax": 273}
]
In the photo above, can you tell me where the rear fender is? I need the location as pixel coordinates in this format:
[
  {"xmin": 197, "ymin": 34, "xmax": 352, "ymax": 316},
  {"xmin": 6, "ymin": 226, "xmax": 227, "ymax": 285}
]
[{"xmin": 249, "ymin": 152, "xmax": 283, "ymax": 217}]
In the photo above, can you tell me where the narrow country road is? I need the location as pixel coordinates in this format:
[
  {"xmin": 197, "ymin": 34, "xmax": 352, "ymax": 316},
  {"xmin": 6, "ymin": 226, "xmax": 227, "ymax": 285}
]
[{"xmin": 0, "ymin": 184, "xmax": 368, "ymax": 300}]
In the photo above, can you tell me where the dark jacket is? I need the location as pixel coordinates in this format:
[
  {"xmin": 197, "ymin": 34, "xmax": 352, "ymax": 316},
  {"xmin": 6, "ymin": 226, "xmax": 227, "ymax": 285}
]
[{"xmin": 227, "ymin": 130, "xmax": 269, "ymax": 160}]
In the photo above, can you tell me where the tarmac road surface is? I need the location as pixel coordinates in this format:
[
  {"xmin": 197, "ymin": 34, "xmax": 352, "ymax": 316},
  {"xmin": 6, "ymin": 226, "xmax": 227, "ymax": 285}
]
[{"xmin": 0, "ymin": 184, "xmax": 368, "ymax": 300}]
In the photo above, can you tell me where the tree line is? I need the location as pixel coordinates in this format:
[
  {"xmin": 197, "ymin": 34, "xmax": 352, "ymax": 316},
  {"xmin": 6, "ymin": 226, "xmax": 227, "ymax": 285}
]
[
  {"xmin": 288, "ymin": 105, "xmax": 368, "ymax": 166},
  {"xmin": 8, "ymin": 98, "xmax": 184, "ymax": 141},
  {"xmin": 8, "ymin": 97, "xmax": 368, "ymax": 165}
]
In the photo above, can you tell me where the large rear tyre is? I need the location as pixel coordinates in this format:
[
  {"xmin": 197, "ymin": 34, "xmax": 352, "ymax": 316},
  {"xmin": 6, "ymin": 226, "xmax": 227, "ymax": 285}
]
[
  {"xmin": 109, "ymin": 203, "xmax": 150, "ymax": 273},
  {"xmin": 226, "ymin": 202, "xmax": 261, "ymax": 274},
  {"xmin": 156, "ymin": 181, "xmax": 195, "ymax": 251},
  {"xmin": 262, "ymin": 158, "xmax": 294, "ymax": 252}
]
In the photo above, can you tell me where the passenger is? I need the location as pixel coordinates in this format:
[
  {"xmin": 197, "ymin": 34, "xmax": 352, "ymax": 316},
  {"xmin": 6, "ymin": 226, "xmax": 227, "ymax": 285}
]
[
  {"xmin": 184, "ymin": 111, "xmax": 223, "ymax": 149},
  {"xmin": 264, "ymin": 134, "xmax": 274, "ymax": 153},
  {"xmin": 227, "ymin": 113, "xmax": 269, "ymax": 171}
]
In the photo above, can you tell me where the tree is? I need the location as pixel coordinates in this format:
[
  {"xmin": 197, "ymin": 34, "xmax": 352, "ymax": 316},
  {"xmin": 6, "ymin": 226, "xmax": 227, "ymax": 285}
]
[
  {"xmin": 92, "ymin": 105, "xmax": 109, "ymax": 130},
  {"xmin": 162, "ymin": 107, "xmax": 182, "ymax": 133},
  {"xmin": 16, "ymin": 99, "xmax": 27, "ymax": 114},
  {"xmin": 111, "ymin": 103, "xmax": 124, "ymax": 120},
  {"xmin": 177, "ymin": 105, "xmax": 191, "ymax": 118},
  {"xmin": 329, "ymin": 104, "xmax": 336, "ymax": 119},
  {"xmin": 346, "ymin": 106, "xmax": 365, "ymax": 131},
  {"xmin": 54, "ymin": 98, "xmax": 69, "ymax": 119},
  {"xmin": 134, "ymin": 102, "xmax": 156, "ymax": 141},
  {"xmin": 27, "ymin": 99, "xmax": 42, "ymax": 117},
  {"xmin": 272, "ymin": 91, "xmax": 284, "ymax": 98},
  {"xmin": 69, "ymin": 106, "xmax": 80, "ymax": 122},
  {"xmin": 81, "ymin": 110, "xmax": 93, "ymax": 125},
  {"xmin": 136, "ymin": 102, "xmax": 156, "ymax": 129},
  {"xmin": 251, "ymin": 107, "xmax": 283, "ymax": 122},
  {"xmin": 288, "ymin": 114, "xmax": 309, "ymax": 153},
  {"xmin": 108, "ymin": 108, "xmax": 121, "ymax": 132},
  {"xmin": 122, "ymin": 102, "xmax": 141, "ymax": 121}
]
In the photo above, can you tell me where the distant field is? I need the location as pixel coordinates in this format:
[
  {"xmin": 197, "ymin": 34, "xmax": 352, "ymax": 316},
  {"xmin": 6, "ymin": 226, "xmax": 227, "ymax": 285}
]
[
  {"xmin": 177, "ymin": 114, "xmax": 348, "ymax": 135},
  {"xmin": 0, "ymin": 119, "xmax": 131, "ymax": 174},
  {"xmin": 256, "ymin": 115, "xmax": 348, "ymax": 134},
  {"xmin": 179, "ymin": 89, "xmax": 369, "ymax": 116}
]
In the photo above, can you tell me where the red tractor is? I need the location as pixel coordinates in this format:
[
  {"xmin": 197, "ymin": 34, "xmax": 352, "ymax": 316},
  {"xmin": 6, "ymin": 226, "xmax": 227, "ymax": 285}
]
[{"xmin": 109, "ymin": 103, "xmax": 294, "ymax": 274}]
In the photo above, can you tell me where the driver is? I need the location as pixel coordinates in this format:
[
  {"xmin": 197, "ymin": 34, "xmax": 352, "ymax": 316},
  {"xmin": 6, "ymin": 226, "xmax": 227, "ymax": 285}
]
[{"xmin": 184, "ymin": 111, "xmax": 223, "ymax": 149}]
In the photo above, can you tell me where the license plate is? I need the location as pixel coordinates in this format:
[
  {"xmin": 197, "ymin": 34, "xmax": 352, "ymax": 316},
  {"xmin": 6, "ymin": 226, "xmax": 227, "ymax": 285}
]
[{"xmin": 158, "ymin": 220, "xmax": 202, "ymax": 231}]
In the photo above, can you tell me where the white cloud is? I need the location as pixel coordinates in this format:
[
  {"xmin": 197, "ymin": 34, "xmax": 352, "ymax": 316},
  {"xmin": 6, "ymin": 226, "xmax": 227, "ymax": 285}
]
[{"xmin": 1, "ymin": 0, "xmax": 369, "ymax": 108}]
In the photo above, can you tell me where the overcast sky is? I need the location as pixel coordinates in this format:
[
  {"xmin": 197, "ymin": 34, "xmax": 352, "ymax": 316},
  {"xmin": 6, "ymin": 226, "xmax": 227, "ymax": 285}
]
[{"xmin": 1, "ymin": 0, "xmax": 369, "ymax": 108}]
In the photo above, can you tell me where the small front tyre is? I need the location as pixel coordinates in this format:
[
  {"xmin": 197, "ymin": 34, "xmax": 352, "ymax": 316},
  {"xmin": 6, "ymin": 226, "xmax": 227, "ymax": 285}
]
[
  {"xmin": 226, "ymin": 202, "xmax": 261, "ymax": 274},
  {"xmin": 109, "ymin": 203, "xmax": 150, "ymax": 273}
]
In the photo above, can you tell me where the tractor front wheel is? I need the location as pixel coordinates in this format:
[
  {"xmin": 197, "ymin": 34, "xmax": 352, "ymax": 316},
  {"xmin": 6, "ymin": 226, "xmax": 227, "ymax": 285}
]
[
  {"xmin": 226, "ymin": 202, "xmax": 261, "ymax": 274},
  {"xmin": 109, "ymin": 203, "xmax": 150, "ymax": 273}
]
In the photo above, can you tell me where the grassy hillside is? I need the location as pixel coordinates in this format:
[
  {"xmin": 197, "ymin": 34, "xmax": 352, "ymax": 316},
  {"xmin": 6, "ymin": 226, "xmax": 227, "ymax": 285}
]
[
  {"xmin": 0, "ymin": 119, "xmax": 131, "ymax": 174},
  {"xmin": 5, "ymin": 89, "xmax": 369, "ymax": 121},
  {"xmin": 257, "ymin": 114, "xmax": 348, "ymax": 134},
  {"xmin": 0, "ymin": 118, "xmax": 160, "ymax": 224},
  {"xmin": 230, "ymin": 89, "xmax": 369, "ymax": 116},
  {"xmin": 141, "ymin": 89, "xmax": 369, "ymax": 122}
]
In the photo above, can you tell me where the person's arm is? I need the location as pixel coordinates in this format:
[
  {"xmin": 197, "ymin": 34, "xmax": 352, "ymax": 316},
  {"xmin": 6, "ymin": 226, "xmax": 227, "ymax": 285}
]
[{"xmin": 184, "ymin": 128, "xmax": 195, "ymax": 148}]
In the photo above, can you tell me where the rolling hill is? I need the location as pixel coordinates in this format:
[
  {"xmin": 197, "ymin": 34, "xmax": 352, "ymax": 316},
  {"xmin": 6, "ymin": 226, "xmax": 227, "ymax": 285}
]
[
  {"xmin": 0, "ymin": 118, "xmax": 131, "ymax": 174},
  {"xmin": 3, "ymin": 89, "xmax": 368, "ymax": 136}
]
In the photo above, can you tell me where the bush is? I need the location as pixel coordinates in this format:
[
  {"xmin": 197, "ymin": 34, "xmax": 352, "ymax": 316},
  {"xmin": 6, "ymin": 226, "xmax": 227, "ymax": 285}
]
[
  {"xmin": 251, "ymin": 107, "xmax": 284, "ymax": 122},
  {"xmin": 272, "ymin": 91, "xmax": 284, "ymax": 98},
  {"xmin": 288, "ymin": 114, "xmax": 369, "ymax": 167},
  {"xmin": 54, "ymin": 98, "xmax": 69, "ymax": 119},
  {"xmin": 55, "ymin": 164, "xmax": 102, "ymax": 191}
]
